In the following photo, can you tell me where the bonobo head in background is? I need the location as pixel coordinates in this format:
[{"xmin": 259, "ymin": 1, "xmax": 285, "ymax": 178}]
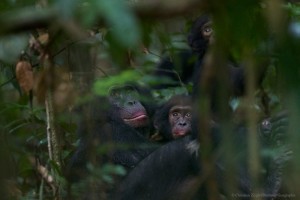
[
  {"xmin": 153, "ymin": 95, "xmax": 193, "ymax": 141},
  {"xmin": 108, "ymin": 85, "xmax": 151, "ymax": 128},
  {"xmin": 188, "ymin": 15, "xmax": 213, "ymax": 58}
]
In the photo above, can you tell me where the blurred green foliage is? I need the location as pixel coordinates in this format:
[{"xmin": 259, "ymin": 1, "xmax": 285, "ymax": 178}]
[{"xmin": 0, "ymin": 0, "xmax": 300, "ymax": 199}]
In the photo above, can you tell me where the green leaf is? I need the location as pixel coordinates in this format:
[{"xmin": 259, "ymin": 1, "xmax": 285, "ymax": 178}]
[
  {"xmin": 94, "ymin": 0, "xmax": 141, "ymax": 48},
  {"xmin": 93, "ymin": 70, "xmax": 141, "ymax": 96}
]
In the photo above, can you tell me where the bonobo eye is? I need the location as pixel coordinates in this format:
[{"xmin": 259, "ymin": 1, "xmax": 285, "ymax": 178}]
[
  {"xmin": 205, "ymin": 26, "xmax": 212, "ymax": 32},
  {"xmin": 109, "ymin": 87, "xmax": 122, "ymax": 97},
  {"xmin": 201, "ymin": 21, "xmax": 213, "ymax": 38},
  {"xmin": 110, "ymin": 91, "xmax": 120, "ymax": 97},
  {"xmin": 186, "ymin": 112, "xmax": 191, "ymax": 118},
  {"xmin": 202, "ymin": 26, "xmax": 212, "ymax": 34},
  {"xmin": 172, "ymin": 112, "xmax": 179, "ymax": 117}
]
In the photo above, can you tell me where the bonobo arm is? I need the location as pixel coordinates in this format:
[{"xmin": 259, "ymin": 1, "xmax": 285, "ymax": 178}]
[{"xmin": 114, "ymin": 136, "xmax": 201, "ymax": 200}]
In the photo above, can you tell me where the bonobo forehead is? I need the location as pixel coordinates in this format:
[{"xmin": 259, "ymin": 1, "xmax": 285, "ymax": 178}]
[
  {"xmin": 169, "ymin": 106, "xmax": 192, "ymax": 113},
  {"xmin": 193, "ymin": 15, "xmax": 212, "ymax": 30},
  {"xmin": 166, "ymin": 95, "xmax": 192, "ymax": 106},
  {"xmin": 109, "ymin": 85, "xmax": 138, "ymax": 98},
  {"xmin": 108, "ymin": 85, "xmax": 139, "ymax": 105}
]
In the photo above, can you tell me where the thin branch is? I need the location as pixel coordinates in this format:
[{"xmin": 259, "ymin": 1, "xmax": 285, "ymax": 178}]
[
  {"xmin": 0, "ymin": 7, "xmax": 57, "ymax": 35},
  {"xmin": 0, "ymin": 0, "xmax": 206, "ymax": 35},
  {"xmin": 147, "ymin": 49, "xmax": 164, "ymax": 59},
  {"xmin": 154, "ymin": 68, "xmax": 185, "ymax": 87},
  {"xmin": 28, "ymin": 156, "xmax": 55, "ymax": 189},
  {"xmin": 95, "ymin": 66, "xmax": 109, "ymax": 77},
  {"xmin": 0, "ymin": 76, "xmax": 15, "ymax": 88}
]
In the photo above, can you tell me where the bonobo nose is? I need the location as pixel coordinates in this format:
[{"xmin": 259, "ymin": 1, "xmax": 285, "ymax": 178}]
[{"xmin": 179, "ymin": 122, "xmax": 187, "ymax": 126}]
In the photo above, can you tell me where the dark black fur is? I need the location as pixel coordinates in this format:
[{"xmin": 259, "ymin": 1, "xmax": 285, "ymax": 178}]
[
  {"xmin": 114, "ymin": 136, "xmax": 203, "ymax": 200},
  {"xmin": 151, "ymin": 50, "xmax": 198, "ymax": 89},
  {"xmin": 67, "ymin": 85, "xmax": 158, "ymax": 183}
]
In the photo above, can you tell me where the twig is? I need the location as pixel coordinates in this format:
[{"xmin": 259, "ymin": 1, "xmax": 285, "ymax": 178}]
[
  {"xmin": 0, "ymin": 76, "xmax": 15, "ymax": 88},
  {"xmin": 147, "ymin": 49, "xmax": 163, "ymax": 59},
  {"xmin": 0, "ymin": 0, "xmax": 206, "ymax": 35},
  {"xmin": 28, "ymin": 156, "xmax": 55, "ymax": 189},
  {"xmin": 95, "ymin": 66, "xmax": 109, "ymax": 77},
  {"xmin": 155, "ymin": 68, "xmax": 185, "ymax": 87}
]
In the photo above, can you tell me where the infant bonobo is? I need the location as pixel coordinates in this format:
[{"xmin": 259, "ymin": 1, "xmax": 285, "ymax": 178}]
[{"xmin": 152, "ymin": 95, "xmax": 192, "ymax": 142}]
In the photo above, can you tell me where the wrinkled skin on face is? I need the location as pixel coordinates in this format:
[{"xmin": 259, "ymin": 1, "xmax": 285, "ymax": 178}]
[
  {"xmin": 169, "ymin": 105, "xmax": 192, "ymax": 139},
  {"xmin": 109, "ymin": 85, "xmax": 149, "ymax": 128}
]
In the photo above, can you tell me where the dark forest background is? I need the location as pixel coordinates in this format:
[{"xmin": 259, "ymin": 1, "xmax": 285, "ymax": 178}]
[{"xmin": 1, "ymin": 0, "xmax": 300, "ymax": 199}]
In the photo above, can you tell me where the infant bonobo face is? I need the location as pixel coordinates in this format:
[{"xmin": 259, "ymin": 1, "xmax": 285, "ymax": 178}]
[{"xmin": 169, "ymin": 105, "xmax": 192, "ymax": 139}]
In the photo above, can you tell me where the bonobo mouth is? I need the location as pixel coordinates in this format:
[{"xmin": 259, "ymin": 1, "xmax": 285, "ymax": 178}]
[
  {"xmin": 123, "ymin": 113, "xmax": 149, "ymax": 127},
  {"xmin": 173, "ymin": 131, "xmax": 187, "ymax": 137},
  {"xmin": 123, "ymin": 114, "xmax": 148, "ymax": 122},
  {"xmin": 173, "ymin": 129, "xmax": 190, "ymax": 138}
]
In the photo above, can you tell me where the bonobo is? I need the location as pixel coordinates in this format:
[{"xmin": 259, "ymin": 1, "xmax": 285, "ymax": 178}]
[
  {"xmin": 152, "ymin": 15, "xmax": 212, "ymax": 89},
  {"xmin": 108, "ymin": 85, "xmax": 150, "ymax": 129},
  {"xmin": 188, "ymin": 15, "xmax": 213, "ymax": 57},
  {"xmin": 152, "ymin": 15, "xmax": 266, "ymax": 101},
  {"xmin": 114, "ymin": 112, "xmax": 291, "ymax": 200},
  {"xmin": 152, "ymin": 95, "xmax": 193, "ymax": 142},
  {"xmin": 67, "ymin": 84, "xmax": 157, "ymax": 183}
]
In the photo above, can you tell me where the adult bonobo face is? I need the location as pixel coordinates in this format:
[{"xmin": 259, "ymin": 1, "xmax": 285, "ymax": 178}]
[
  {"xmin": 188, "ymin": 15, "xmax": 214, "ymax": 56},
  {"xmin": 109, "ymin": 85, "xmax": 149, "ymax": 128},
  {"xmin": 169, "ymin": 104, "xmax": 192, "ymax": 139}
]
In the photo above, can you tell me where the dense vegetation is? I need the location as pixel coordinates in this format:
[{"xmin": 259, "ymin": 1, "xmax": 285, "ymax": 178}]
[{"xmin": 1, "ymin": 0, "xmax": 300, "ymax": 199}]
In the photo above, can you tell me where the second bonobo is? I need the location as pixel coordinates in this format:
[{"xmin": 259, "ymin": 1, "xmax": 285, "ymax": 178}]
[
  {"xmin": 67, "ymin": 84, "xmax": 157, "ymax": 184},
  {"xmin": 152, "ymin": 95, "xmax": 193, "ymax": 142},
  {"xmin": 108, "ymin": 85, "xmax": 150, "ymax": 129}
]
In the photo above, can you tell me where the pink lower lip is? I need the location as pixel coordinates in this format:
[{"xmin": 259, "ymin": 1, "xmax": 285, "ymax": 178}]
[
  {"xmin": 124, "ymin": 115, "xmax": 148, "ymax": 121},
  {"xmin": 175, "ymin": 132, "xmax": 186, "ymax": 136},
  {"xmin": 173, "ymin": 129, "xmax": 188, "ymax": 136}
]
